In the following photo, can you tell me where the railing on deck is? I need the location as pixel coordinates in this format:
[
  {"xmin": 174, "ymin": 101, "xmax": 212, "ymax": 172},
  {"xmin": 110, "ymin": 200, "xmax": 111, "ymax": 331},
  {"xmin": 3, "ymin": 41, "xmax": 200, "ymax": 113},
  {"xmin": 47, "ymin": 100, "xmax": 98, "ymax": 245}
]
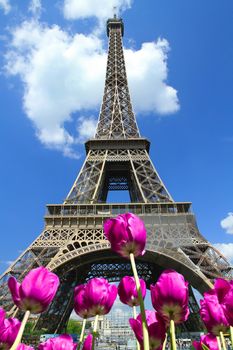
[{"xmin": 45, "ymin": 202, "xmax": 192, "ymax": 217}]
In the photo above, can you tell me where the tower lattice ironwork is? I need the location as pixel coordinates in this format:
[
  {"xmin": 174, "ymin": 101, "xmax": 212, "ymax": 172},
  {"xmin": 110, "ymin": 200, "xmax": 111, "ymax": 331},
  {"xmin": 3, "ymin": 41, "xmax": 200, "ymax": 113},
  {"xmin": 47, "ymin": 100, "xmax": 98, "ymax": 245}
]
[{"xmin": 0, "ymin": 16, "xmax": 232, "ymax": 334}]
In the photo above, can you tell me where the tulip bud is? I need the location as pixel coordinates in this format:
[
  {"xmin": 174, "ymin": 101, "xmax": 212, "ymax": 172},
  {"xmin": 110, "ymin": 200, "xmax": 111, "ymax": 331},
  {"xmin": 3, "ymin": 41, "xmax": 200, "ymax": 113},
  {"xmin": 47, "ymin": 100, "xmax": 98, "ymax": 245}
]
[
  {"xmin": 74, "ymin": 284, "xmax": 92, "ymax": 319},
  {"xmin": 193, "ymin": 333, "xmax": 218, "ymax": 350},
  {"xmin": 0, "ymin": 308, "xmax": 5, "ymax": 326},
  {"xmin": 200, "ymin": 292, "xmax": 229, "ymax": 336},
  {"xmin": 8, "ymin": 266, "xmax": 59, "ymax": 314},
  {"xmin": 0, "ymin": 316, "xmax": 21, "ymax": 349},
  {"xmin": 85, "ymin": 278, "xmax": 117, "ymax": 316},
  {"xmin": 213, "ymin": 278, "xmax": 233, "ymax": 326},
  {"xmin": 38, "ymin": 334, "xmax": 76, "ymax": 350},
  {"xmin": 118, "ymin": 276, "xmax": 146, "ymax": 307},
  {"xmin": 150, "ymin": 270, "xmax": 189, "ymax": 325},
  {"xmin": 104, "ymin": 213, "xmax": 146, "ymax": 258},
  {"xmin": 129, "ymin": 310, "xmax": 166, "ymax": 350},
  {"xmin": 81, "ymin": 334, "xmax": 93, "ymax": 350}
]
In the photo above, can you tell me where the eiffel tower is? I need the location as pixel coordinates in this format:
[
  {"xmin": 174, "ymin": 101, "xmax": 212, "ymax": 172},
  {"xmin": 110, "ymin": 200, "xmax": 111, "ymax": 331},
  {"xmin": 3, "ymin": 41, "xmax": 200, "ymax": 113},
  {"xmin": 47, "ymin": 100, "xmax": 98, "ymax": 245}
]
[{"xmin": 0, "ymin": 16, "xmax": 232, "ymax": 333}]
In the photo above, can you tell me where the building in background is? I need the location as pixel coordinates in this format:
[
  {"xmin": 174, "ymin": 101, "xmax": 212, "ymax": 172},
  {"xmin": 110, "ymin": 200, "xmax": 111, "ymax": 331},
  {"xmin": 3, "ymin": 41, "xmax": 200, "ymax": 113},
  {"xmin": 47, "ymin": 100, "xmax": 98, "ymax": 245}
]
[{"xmin": 92, "ymin": 301, "xmax": 137, "ymax": 349}]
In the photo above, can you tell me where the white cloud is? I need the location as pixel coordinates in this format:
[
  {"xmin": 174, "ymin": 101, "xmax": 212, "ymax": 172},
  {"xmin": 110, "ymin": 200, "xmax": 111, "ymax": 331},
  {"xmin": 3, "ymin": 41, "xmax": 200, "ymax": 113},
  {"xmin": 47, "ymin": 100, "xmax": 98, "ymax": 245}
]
[
  {"xmin": 214, "ymin": 243, "xmax": 233, "ymax": 264},
  {"xmin": 5, "ymin": 20, "xmax": 106, "ymax": 157},
  {"xmin": 125, "ymin": 40, "xmax": 179, "ymax": 115},
  {"xmin": 63, "ymin": 0, "xmax": 132, "ymax": 21},
  {"xmin": 221, "ymin": 213, "xmax": 233, "ymax": 234},
  {"xmin": 76, "ymin": 116, "xmax": 97, "ymax": 143},
  {"xmin": 29, "ymin": 0, "xmax": 42, "ymax": 17},
  {"xmin": 5, "ymin": 19, "xmax": 179, "ymax": 157},
  {"xmin": 0, "ymin": 0, "xmax": 11, "ymax": 14}
]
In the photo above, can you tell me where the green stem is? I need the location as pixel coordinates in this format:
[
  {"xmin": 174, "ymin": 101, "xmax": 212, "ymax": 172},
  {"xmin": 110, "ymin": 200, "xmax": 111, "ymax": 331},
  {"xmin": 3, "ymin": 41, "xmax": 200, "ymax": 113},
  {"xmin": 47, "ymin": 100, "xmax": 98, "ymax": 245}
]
[
  {"xmin": 77, "ymin": 318, "xmax": 87, "ymax": 350},
  {"xmin": 169, "ymin": 319, "xmax": 177, "ymax": 350},
  {"xmin": 133, "ymin": 305, "xmax": 137, "ymax": 320},
  {"xmin": 230, "ymin": 327, "xmax": 233, "ymax": 350},
  {"xmin": 133, "ymin": 306, "xmax": 140, "ymax": 350},
  {"xmin": 130, "ymin": 253, "xmax": 149, "ymax": 350},
  {"xmin": 219, "ymin": 332, "xmax": 227, "ymax": 350},
  {"xmin": 217, "ymin": 336, "xmax": 222, "ymax": 350},
  {"xmin": 92, "ymin": 314, "xmax": 99, "ymax": 350},
  {"xmin": 162, "ymin": 333, "xmax": 168, "ymax": 350},
  {"xmin": 10, "ymin": 310, "xmax": 31, "ymax": 350}
]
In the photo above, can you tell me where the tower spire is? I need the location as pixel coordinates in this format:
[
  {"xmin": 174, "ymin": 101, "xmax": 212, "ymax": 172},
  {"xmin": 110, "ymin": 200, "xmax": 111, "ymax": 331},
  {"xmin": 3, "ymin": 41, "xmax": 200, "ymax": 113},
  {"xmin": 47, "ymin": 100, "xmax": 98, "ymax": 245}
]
[
  {"xmin": 64, "ymin": 17, "xmax": 173, "ymax": 204},
  {"xmin": 95, "ymin": 16, "xmax": 139, "ymax": 139},
  {"xmin": 113, "ymin": 6, "xmax": 117, "ymax": 18}
]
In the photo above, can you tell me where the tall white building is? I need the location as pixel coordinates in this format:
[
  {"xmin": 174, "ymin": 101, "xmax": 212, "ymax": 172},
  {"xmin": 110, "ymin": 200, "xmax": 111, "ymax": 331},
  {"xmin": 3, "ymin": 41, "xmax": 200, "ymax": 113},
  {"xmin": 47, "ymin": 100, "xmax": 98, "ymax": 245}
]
[{"xmin": 92, "ymin": 300, "xmax": 137, "ymax": 348}]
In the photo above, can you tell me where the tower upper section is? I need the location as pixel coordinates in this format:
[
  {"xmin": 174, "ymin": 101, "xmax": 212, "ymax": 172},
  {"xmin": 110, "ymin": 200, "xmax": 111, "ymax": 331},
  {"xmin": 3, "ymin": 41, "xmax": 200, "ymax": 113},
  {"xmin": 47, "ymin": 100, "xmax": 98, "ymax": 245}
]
[
  {"xmin": 95, "ymin": 17, "xmax": 140, "ymax": 139},
  {"xmin": 106, "ymin": 16, "xmax": 124, "ymax": 37}
]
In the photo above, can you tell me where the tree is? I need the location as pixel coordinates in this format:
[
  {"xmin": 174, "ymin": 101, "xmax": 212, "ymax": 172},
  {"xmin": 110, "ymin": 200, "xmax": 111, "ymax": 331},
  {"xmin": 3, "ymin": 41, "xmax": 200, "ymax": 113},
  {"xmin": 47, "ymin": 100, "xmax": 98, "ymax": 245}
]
[{"xmin": 66, "ymin": 319, "xmax": 82, "ymax": 334}]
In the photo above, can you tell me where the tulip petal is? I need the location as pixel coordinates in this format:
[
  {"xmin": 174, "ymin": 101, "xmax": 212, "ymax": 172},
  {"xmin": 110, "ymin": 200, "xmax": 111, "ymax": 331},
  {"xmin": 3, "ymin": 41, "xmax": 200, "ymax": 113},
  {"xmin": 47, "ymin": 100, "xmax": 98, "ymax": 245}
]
[
  {"xmin": 0, "ymin": 317, "xmax": 21, "ymax": 347},
  {"xmin": 38, "ymin": 334, "xmax": 76, "ymax": 350},
  {"xmin": 8, "ymin": 267, "xmax": 59, "ymax": 314},
  {"xmin": 8, "ymin": 277, "xmax": 22, "ymax": 308},
  {"xmin": 151, "ymin": 270, "xmax": 189, "ymax": 324},
  {"xmin": 193, "ymin": 334, "xmax": 218, "ymax": 350},
  {"xmin": 0, "ymin": 308, "xmax": 5, "ymax": 326},
  {"xmin": 118, "ymin": 276, "xmax": 146, "ymax": 307},
  {"xmin": 129, "ymin": 318, "xmax": 143, "ymax": 344},
  {"xmin": 82, "ymin": 334, "xmax": 93, "ymax": 350},
  {"xmin": 129, "ymin": 310, "xmax": 166, "ymax": 349},
  {"xmin": 104, "ymin": 213, "xmax": 147, "ymax": 258},
  {"xmin": 85, "ymin": 278, "xmax": 117, "ymax": 316},
  {"xmin": 20, "ymin": 267, "xmax": 59, "ymax": 306},
  {"xmin": 214, "ymin": 278, "xmax": 231, "ymax": 303},
  {"xmin": 200, "ymin": 292, "xmax": 229, "ymax": 335},
  {"xmin": 104, "ymin": 284, "xmax": 118, "ymax": 313},
  {"xmin": 74, "ymin": 284, "xmax": 92, "ymax": 318},
  {"xmin": 212, "ymin": 278, "xmax": 233, "ymax": 326}
]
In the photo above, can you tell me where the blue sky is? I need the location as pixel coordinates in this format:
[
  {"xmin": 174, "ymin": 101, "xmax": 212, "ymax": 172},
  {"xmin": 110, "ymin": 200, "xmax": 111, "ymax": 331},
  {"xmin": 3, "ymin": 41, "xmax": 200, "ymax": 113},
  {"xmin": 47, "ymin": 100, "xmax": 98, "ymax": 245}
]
[{"xmin": 0, "ymin": 0, "xmax": 233, "ymax": 279}]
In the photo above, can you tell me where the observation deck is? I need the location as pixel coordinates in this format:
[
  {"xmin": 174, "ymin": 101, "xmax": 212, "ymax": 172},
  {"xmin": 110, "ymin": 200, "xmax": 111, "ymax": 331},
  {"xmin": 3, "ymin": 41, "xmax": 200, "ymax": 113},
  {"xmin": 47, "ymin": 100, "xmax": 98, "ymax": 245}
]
[{"xmin": 107, "ymin": 16, "xmax": 124, "ymax": 36}]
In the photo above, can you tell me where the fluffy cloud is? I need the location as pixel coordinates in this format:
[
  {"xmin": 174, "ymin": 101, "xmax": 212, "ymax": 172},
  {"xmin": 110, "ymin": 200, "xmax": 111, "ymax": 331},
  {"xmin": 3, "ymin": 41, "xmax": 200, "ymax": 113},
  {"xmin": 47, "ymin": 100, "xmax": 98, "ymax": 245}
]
[
  {"xmin": 5, "ymin": 19, "xmax": 179, "ymax": 157},
  {"xmin": 0, "ymin": 0, "xmax": 11, "ymax": 14},
  {"xmin": 5, "ymin": 20, "xmax": 105, "ymax": 157},
  {"xmin": 220, "ymin": 213, "xmax": 233, "ymax": 234},
  {"xmin": 63, "ymin": 0, "xmax": 132, "ymax": 21},
  {"xmin": 125, "ymin": 40, "xmax": 179, "ymax": 114},
  {"xmin": 214, "ymin": 243, "xmax": 233, "ymax": 264}
]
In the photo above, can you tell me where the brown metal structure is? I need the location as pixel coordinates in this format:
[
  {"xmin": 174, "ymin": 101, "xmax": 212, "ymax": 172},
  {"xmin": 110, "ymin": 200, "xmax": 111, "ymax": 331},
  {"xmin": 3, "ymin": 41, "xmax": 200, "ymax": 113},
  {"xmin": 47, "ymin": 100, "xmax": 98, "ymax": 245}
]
[{"xmin": 0, "ymin": 16, "xmax": 232, "ymax": 333}]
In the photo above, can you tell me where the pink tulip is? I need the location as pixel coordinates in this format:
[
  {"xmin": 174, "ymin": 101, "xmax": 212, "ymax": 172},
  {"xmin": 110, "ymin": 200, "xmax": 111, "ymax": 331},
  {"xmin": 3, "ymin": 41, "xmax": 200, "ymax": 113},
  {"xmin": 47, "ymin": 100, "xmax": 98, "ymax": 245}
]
[
  {"xmin": 85, "ymin": 278, "xmax": 117, "ymax": 316},
  {"xmin": 150, "ymin": 270, "xmax": 189, "ymax": 325},
  {"xmin": 38, "ymin": 334, "xmax": 76, "ymax": 350},
  {"xmin": 193, "ymin": 333, "xmax": 218, "ymax": 350},
  {"xmin": 118, "ymin": 276, "xmax": 146, "ymax": 307},
  {"xmin": 200, "ymin": 292, "xmax": 229, "ymax": 335},
  {"xmin": 17, "ymin": 344, "xmax": 34, "ymax": 350},
  {"xmin": 213, "ymin": 278, "xmax": 233, "ymax": 326},
  {"xmin": 8, "ymin": 266, "xmax": 59, "ymax": 314},
  {"xmin": 81, "ymin": 334, "xmax": 93, "ymax": 350},
  {"xmin": 0, "ymin": 308, "xmax": 5, "ymax": 326},
  {"xmin": 104, "ymin": 213, "xmax": 146, "ymax": 258},
  {"xmin": 74, "ymin": 284, "xmax": 92, "ymax": 318},
  {"xmin": 0, "ymin": 316, "xmax": 21, "ymax": 349},
  {"xmin": 129, "ymin": 310, "xmax": 166, "ymax": 350}
]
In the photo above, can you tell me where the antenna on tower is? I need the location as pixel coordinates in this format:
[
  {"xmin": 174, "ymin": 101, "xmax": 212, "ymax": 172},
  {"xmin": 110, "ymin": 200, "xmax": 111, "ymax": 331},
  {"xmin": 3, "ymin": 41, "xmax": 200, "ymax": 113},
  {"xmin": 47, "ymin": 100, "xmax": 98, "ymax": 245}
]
[{"xmin": 113, "ymin": 5, "xmax": 118, "ymax": 19}]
